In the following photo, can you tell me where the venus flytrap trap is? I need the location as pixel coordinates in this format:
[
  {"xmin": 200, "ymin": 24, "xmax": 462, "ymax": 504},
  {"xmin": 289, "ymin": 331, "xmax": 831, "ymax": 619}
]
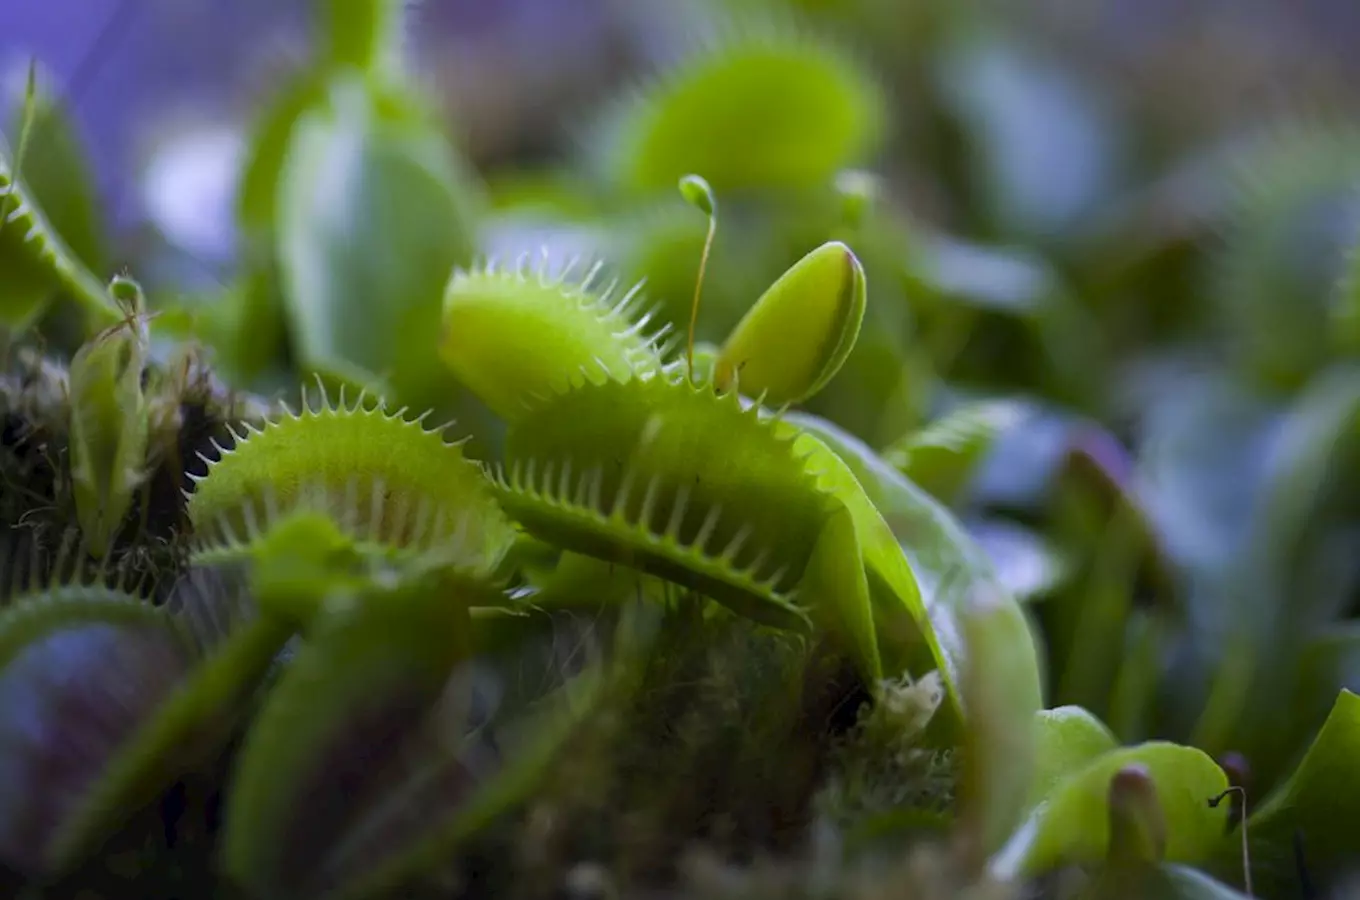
[
  {"xmin": 439, "ymin": 173, "xmax": 1041, "ymax": 711},
  {"xmin": 183, "ymin": 377, "xmax": 516, "ymax": 579},
  {"xmin": 0, "ymin": 65, "xmax": 121, "ymax": 333},
  {"xmin": 591, "ymin": 8, "xmax": 886, "ymax": 196},
  {"xmin": 0, "ymin": 566, "xmax": 282, "ymax": 881},
  {"xmin": 66, "ymin": 277, "xmax": 152, "ymax": 558}
]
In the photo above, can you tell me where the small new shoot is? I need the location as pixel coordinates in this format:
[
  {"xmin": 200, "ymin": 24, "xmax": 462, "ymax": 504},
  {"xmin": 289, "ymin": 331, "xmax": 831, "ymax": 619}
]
[{"xmin": 678, "ymin": 173, "xmax": 717, "ymax": 383}]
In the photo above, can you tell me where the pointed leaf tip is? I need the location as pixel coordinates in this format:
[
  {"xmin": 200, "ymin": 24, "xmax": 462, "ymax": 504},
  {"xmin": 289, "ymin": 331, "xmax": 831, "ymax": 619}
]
[{"xmin": 1109, "ymin": 764, "xmax": 1168, "ymax": 866}]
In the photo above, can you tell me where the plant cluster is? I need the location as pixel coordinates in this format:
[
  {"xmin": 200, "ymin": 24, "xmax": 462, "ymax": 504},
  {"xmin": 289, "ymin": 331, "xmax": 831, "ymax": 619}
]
[{"xmin": 4, "ymin": 1, "xmax": 1360, "ymax": 898}]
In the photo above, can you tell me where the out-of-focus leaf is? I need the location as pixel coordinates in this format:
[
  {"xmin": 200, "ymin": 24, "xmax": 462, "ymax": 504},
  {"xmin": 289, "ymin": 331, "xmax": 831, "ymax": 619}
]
[
  {"xmin": 1077, "ymin": 863, "xmax": 1254, "ymax": 900},
  {"xmin": 609, "ymin": 198, "xmax": 774, "ymax": 346},
  {"xmin": 970, "ymin": 401, "xmax": 1077, "ymax": 511},
  {"xmin": 968, "ymin": 518, "xmax": 1070, "ymax": 602},
  {"xmin": 238, "ymin": 72, "xmax": 327, "ymax": 236},
  {"xmin": 0, "ymin": 599, "xmax": 190, "ymax": 878},
  {"xmin": 276, "ymin": 73, "xmax": 481, "ymax": 409},
  {"xmin": 896, "ymin": 226, "xmax": 1103, "ymax": 405},
  {"xmin": 189, "ymin": 261, "xmax": 291, "ymax": 390},
  {"xmin": 222, "ymin": 575, "xmax": 473, "ymax": 898},
  {"xmin": 1336, "ymin": 210, "xmax": 1360, "ymax": 356},
  {"xmin": 597, "ymin": 13, "xmax": 885, "ymax": 195},
  {"xmin": 1106, "ymin": 610, "xmax": 1167, "ymax": 744},
  {"xmin": 990, "ymin": 742, "xmax": 1229, "ymax": 878},
  {"xmin": 786, "ymin": 411, "xmax": 1043, "ymax": 746},
  {"xmin": 1193, "ymin": 367, "xmax": 1360, "ymax": 776},
  {"xmin": 907, "ymin": 231, "xmax": 1059, "ymax": 317},
  {"xmin": 321, "ymin": 0, "xmax": 406, "ymax": 72},
  {"xmin": 5, "ymin": 74, "xmax": 107, "ymax": 276},
  {"xmin": 955, "ymin": 580, "xmax": 1039, "ymax": 863},
  {"xmin": 0, "ymin": 85, "xmax": 118, "ymax": 331},
  {"xmin": 1137, "ymin": 375, "xmax": 1278, "ymax": 584},
  {"xmin": 1214, "ymin": 690, "xmax": 1360, "ymax": 896},
  {"xmin": 934, "ymin": 31, "xmax": 1122, "ymax": 241},
  {"xmin": 1027, "ymin": 705, "xmax": 1118, "ymax": 811},
  {"xmin": 1154, "ymin": 866, "xmax": 1254, "ymax": 899},
  {"xmin": 1209, "ymin": 122, "xmax": 1360, "ymax": 391},
  {"xmin": 883, "ymin": 399, "xmax": 1029, "ymax": 506}
]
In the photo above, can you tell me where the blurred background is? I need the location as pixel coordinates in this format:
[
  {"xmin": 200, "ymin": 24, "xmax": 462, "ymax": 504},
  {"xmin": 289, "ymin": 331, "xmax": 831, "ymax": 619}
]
[{"xmin": 7, "ymin": 0, "xmax": 1360, "ymax": 262}]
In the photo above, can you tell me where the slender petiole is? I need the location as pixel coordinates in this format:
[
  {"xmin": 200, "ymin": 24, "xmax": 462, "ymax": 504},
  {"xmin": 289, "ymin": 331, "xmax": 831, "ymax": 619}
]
[{"xmin": 678, "ymin": 173, "xmax": 717, "ymax": 383}]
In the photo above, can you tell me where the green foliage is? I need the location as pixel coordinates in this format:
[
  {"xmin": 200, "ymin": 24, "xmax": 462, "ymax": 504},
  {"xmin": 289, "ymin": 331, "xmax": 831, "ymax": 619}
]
[
  {"xmin": 714, "ymin": 240, "xmax": 867, "ymax": 405},
  {"xmin": 276, "ymin": 73, "xmax": 481, "ymax": 404},
  {"xmin": 8, "ymin": 1, "xmax": 1360, "ymax": 897},
  {"xmin": 596, "ymin": 14, "xmax": 886, "ymax": 195},
  {"xmin": 66, "ymin": 290, "xmax": 151, "ymax": 558},
  {"xmin": 0, "ymin": 69, "xmax": 119, "ymax": 332},
  {"xmin": 883, "ymin": 399, "xmax": 1028, "ymax": 507},
  {"xmin": 1219, "ymin": 690, "xmax": 1360, "ymax": 895},
  {"xmin": 440, "ymin": 258, "xmax": 666, "ymax": 422},
  {"xmin": 992, "ymin": 742, "xmax": 1229, "ymax": 878},
  {"xmin": 1027, "ymin": 706, "xmax": 1118, "ymax": 810}
]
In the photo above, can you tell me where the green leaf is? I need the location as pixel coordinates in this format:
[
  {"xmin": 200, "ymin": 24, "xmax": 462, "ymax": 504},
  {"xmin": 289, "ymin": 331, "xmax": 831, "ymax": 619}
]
[
  {"xmin": 0, "ymin": 96, "xmax": 118, "ymax": 330},
  {"xmin": 801, "ymin": 505, "xmax": 881, "ymax": 685},
  {"xmin": 883, "ymin": 399, "xmax": 1029, "ymax": 506},
  {"xmin": 276, "ymin": 73, "xmax": 480, "ymax": 409},
  {"xmin": 599, "ymin": 15, "xmax": 885, "ymax": 194},
  {"xmin": 715, "ymin": 240, "xmax": 867, "ymax": 405},
  {"xmin": 934, "ymin": 32, "xmax": 1122, "ymax": 239},
  {"xmin": 49, "ymin": 586, "xmax": 292, "ymax": 872},
  {"xmin": 1076, "ymin": 863, "xmax": 1254, "ymax": 900},
  {"xmin": 5, "ymin": 73, "xmax": 107, "ymax": 277},
  {"xmin": 1027, "ymin": 705, "xmax": 1118, "ymax": 810},
  {"xmin": 237, "ymin": 72, "xmax": 327, "ymax": 235},
  {"xmin": 321, "ymin": 0, "xmax": 407, "ymax": 73},
  {"xmin": 221, "ymin": 575, "xmax": 472, "ymax": 898},
  {"xmin": 1193, "ymin": 366, "xmax": 1360, "ymax": 773},
  {"xmin": 785, "ymin": 411, "xmax": 1042, "ymax": 745},
  {"xmin": 956, "ymin": 583, "xmax": 1040, "ymax": 862},
  {"xmin": 1220, "ymin": 689, "xmax": 1360, "ymax": 896},
  {"xmin": 990, "ymin": 742, "xmax": 1229, "ymax": 878},
  {"xmin": 67, "ymin": 309, "xmax": 151, "ymax": 558},
  {"xmin": 1209, "ymin": 121, "xmax": 1360, "ymax": 390}
]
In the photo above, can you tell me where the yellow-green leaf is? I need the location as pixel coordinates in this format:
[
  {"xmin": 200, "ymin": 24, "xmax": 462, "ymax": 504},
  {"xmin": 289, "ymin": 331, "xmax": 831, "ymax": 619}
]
[{"xmin": 715, "ymin": 240, "xmax": 866, "ymax": 405}]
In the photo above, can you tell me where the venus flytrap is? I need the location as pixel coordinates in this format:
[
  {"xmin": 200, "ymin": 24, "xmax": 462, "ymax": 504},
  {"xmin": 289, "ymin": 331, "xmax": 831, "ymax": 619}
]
[
  {"xmin": 439, "ymin": 255, "xmax": 670, "ymax": 421},
  {"xmin": 593, "ymin": 9, "xmax": 886, "ymax": 195},
  {"xmin": 0, "ymin": 65, "xmax": 121, "ymax": 331},
  {"xmin": 67, "ymin": 277, "xmax": 152, "ymax": 558},
  {"xmin": 220, "ymin": 571, "xmax": 475, "ymax": 899},
  {"xmin": 184, "ymin": 378, "xmax": 516, "ymax": 579},
  {"xmin": 0, "ymin": 567, "xmax": 285, "ymax": 881},
  {"xmin": 437, "ymin": 176, "xmax": 1042, "ymax": 725}
]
